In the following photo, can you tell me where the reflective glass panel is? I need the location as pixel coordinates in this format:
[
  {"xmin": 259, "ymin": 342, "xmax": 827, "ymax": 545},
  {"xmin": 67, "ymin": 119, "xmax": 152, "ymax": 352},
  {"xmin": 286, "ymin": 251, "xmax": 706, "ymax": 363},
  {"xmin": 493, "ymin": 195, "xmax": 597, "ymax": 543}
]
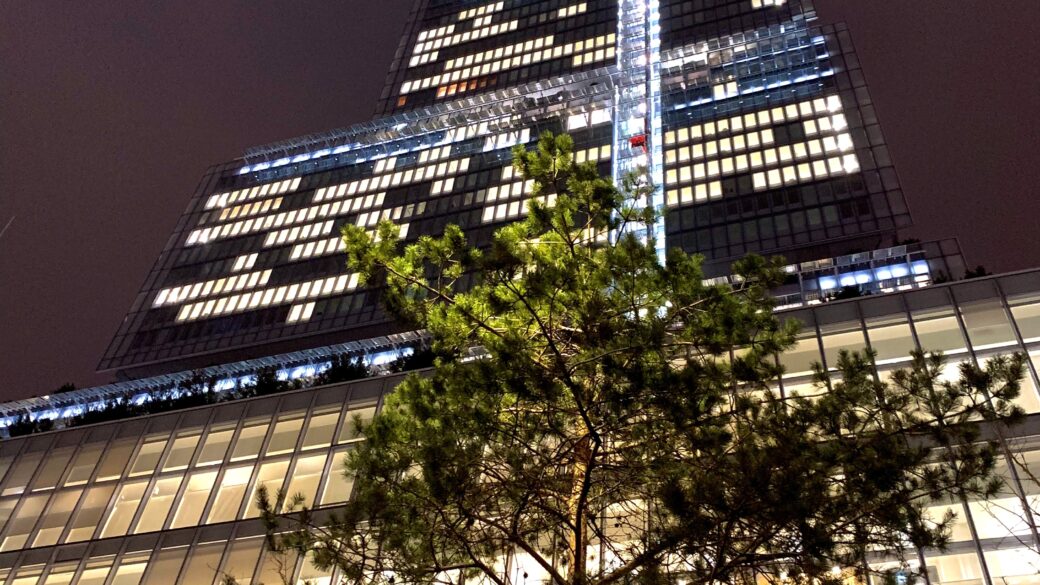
[
  {"xmin": 244, "ymin": 460, "xmax": 290, "ymax": 519},
  {"xmin": 206, "ymin": 465, "xmax": 252, "ymax": 524},
  {"xmin": 77, "ymin": 566, "xmax": 113, "ymax": 585},
  {"xmin": 320, "ymin": 449, "xmax": 355, "ymax": 505},
  {"xmin": 109, "ymin": 562, "xmax": 147, "ymax": 585},
  {"xmin": 912, "ymin": 310, "xmax": 968, "ymax": 356},
  {"xmin": 140, "ymin": 548, "xmax": 187, "ymax": 585},
  {"xmin": 162, "ymin": 433, "xmax": 200, "ymax": 472},
  {"xmin": 1011, "ymin": 302, "xmax": 1040, "ymax": 343},
  {"xmin": 96, "ymin": 438, "xmax": 136, "ymax": 482},
  {"xmin": 100, "ymin": 480, "xmax": 148, "ymax": 538},
  {"xmin": 302, "ymin": 411, "xmax": 340, "ymax": 450},
  {"xmin": 197, "ymin": 428, "xmax": 234, "ymax": 467},
  {"xmin": 30, "ymin": 447, "xmax": 74, "ymax": 492},
  {"xmin": 65, "ymin": 443, "xmax": 104, "ymax": 486},
  {"xmin": 778, "ymin": 337, "xmax": 821, "ymax": 378},
  {"xmin": 231, "ymin": 420, "xmax": 269, "ymax": 462},
  {"xmin": 338, "ymin": 405, "xmax": 376, "ymax": 442},
  {"xmin": 170, "ymin": 470, "xmax": 218, "ymax": 529},
  {"xmin": 134, "ymin": 475, "xmax": 183, "ymax": 534},
  {"xmin": 179, "ymin": 541, "xmax": 225, "ymax": 585},
  {"xmin": 0, "ymin": 494, "xmax": 48, "ymax": 551},
  {"xmin": 960, "ymin": 300, "xmax": 1016, "ymax": 350},
  {"xmin": 2, "ymin": 458, "xmax": 41, "ymax": 497},
  {"xmin": 282, "ymin": 454, "xmax": 327, "ymax": 511},
  {"xmin": 265, "ymin": 416, "xmax": 304, "ymax": 456},
  {"xmin": 65, "ymin": 484, "xmax": 115, "ymax": 542},
  {"xmin": 32, "ymin": 488, "xmax": 82, "ymax": 547},
  {"xmin": 129, "ymin": 438, "xmax": 168, "ymax": 477},
  {"xmin": 222, "ymin": 536, "xmax": 264, "ymax": 585}
]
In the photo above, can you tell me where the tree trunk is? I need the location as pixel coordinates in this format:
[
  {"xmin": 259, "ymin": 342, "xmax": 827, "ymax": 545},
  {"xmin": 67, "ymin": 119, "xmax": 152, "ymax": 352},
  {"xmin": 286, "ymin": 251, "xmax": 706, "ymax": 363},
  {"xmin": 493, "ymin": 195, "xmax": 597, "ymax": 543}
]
[{"xmin": 566, "ymin": 432, "xmax": 592, "ymax": 585}]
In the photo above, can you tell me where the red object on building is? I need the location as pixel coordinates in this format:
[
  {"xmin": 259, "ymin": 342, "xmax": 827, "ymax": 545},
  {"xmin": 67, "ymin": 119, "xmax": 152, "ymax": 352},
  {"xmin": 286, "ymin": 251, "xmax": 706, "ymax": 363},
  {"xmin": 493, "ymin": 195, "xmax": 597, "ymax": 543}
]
[{"xmin": 629, "ymin": 134, "xmax": 647, "ymax": 151}]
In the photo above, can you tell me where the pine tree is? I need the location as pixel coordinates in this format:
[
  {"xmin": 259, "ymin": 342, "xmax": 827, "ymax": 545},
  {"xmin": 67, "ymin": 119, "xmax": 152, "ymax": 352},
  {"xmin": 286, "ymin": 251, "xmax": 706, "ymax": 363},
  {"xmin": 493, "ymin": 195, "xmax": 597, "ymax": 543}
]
[{"xmin": 257, "ymin": 132, "xmax": 1022, "ymax": 585}]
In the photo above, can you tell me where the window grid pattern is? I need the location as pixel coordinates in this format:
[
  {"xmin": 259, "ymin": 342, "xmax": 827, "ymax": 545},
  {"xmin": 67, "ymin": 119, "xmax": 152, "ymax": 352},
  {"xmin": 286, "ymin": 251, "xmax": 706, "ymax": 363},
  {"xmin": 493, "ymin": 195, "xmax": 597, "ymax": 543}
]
[
  {"xmin": 9, "ymin": 275, "xmax": 1040, "ymax": 583},
  {"xmin": 660, "ymin": 23, "xmax": 909, "ymax": 278},
  {"xmin": 100, "ymin": 121, "xmax": 613, "ymax": 372},
  {"xmin": 0, "ymin": 378, "xmax": 387, "ymax": 558},
  {"xmin": 377, "ymin": 0, "xmax": 619, "ymax": 114}
]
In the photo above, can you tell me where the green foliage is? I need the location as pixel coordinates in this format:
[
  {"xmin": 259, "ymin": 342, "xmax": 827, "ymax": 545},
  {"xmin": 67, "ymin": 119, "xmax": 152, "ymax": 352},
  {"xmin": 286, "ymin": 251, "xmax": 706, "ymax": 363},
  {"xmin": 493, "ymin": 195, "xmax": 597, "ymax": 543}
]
[
  {"xmin": 964, "ymin": 265, "xmax": 991, "ymax": 279},
  {"xmin": 7, "ymin": 348, "xmax": 441, "ymax": 438},
  {"xmin": 389, "ymin": 346, "xmax": 436, "ymax": 373},
  {"xmin": 317, "ymin": 354, "xmax": 370, "ymax": 385},
  {"xmin": 257, "ymin": 131, "xmax": 1023, "ymax": 585},
  {"xmin": 7, "ymin": 414, "xmax": 55, "ymax": 437},
  {"xmin": 828, "ymin": 285, "xmax": 865, "ymax": 301}
]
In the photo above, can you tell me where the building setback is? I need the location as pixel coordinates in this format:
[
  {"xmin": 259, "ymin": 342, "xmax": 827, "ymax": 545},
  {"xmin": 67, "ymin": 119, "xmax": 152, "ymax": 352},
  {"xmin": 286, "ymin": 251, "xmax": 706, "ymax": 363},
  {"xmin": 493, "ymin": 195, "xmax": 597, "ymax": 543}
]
[{"xmin": 0, "ymin": 0, "xmax": 1038, "ymax": 583}]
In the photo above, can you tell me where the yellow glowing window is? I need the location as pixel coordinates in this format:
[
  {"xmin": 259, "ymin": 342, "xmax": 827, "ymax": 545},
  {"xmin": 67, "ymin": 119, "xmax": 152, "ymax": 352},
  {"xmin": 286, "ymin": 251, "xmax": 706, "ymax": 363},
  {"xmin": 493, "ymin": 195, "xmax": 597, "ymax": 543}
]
[
  {"xmin": 695, "ymin": 184, "xmax": 708, "ymax": 201},
  {"xmin": 752, "ymin": 172, "xmax": 767, "ymax": 190}
]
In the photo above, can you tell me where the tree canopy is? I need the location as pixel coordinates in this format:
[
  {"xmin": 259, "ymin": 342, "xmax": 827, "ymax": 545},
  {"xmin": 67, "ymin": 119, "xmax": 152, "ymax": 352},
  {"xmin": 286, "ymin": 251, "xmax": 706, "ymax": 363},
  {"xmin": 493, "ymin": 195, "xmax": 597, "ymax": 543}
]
[{"xmin": 257, "ymin": 132, "xmax": 1023, "ymax": 585}]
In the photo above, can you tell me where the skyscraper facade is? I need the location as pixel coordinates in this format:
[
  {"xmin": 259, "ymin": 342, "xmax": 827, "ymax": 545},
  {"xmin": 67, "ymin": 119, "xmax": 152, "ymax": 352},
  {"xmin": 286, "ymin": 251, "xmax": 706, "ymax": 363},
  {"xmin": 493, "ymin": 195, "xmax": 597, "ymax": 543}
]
[
  {"xmin": 0, "ymin": 0, "xmax": 1038, "ymax": 584},
  {"xmin": 98, "ymin": 0, "xmax": 926, "ymax": 382}
]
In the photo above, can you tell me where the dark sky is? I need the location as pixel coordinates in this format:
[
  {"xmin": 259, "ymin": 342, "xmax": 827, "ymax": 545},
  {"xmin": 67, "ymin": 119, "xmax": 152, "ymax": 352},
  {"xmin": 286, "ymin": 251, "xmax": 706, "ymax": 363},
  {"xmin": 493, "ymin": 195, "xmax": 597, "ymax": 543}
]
[{"xmin": 1, "ymin": 1, "xmax": 1038, "ymax": 402}]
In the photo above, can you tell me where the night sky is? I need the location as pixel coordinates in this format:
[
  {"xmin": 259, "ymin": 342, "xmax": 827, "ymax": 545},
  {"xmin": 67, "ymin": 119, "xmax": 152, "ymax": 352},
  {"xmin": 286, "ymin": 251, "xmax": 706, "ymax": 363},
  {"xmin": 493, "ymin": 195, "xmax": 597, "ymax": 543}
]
[{"xmin": 1, "ymin": 1, "xmax": 1038, "ymax": 402}]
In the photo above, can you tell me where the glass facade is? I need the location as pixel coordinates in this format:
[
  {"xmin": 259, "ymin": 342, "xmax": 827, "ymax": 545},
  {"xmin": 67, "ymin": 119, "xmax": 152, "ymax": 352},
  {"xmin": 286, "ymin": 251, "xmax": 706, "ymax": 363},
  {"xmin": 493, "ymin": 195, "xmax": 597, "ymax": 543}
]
[
  {"xmin": 375, "ymin": 0, "xmax": 619, "ymax": 115},
  {"xmin": 5, "ymin": 0, "xmax": 1037, "ymax": 583},
  {"xmin": 99, "ymin": 90, "xmax": 615, "ymax": 377},
  {"xmin": 6, "ymin": 272, "xmax": 1040, "ymax": 583},
  {"xmin": 98, "ymin": 0, "xmax": 916, "ymax": 379},
  {"xmin": 0, "ymin": 374, "xmax": 393, "ymax": 585},
  {"xmin": 659, "ymin": 14, "xmax": 910, "ymax": 277}
]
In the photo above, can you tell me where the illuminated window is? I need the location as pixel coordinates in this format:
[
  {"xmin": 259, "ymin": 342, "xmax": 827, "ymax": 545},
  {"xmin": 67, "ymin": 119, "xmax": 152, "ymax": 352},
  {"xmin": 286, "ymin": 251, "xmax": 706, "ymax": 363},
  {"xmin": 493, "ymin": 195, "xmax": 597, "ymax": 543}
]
[
  {"xmin": 32, "ymin": 488, "xmax": 82, "ymax": 547},
  {"xmin": 302, "ymin": 409, "xmax": 340, "ymax": 450},
  {"xmin": 282, "ymin": 454, "xmax": 328, "ymax": 511},
  {"xmin": 162, "ymin": 432, "xmax": 200, "ymax": 472},
  {"xmin": 140, "ymin": 548, "xmax": 187, "ymax": 585},
  {"xmin": 128, "ymin": 437, "xmax": 168, "ymax": 477},
  {"xmin": 338, "ymin": 405, "xmax": 376, "ymax": 442},
  {"xmin": 134, "ymin": 475, "xmax": 182, "ymax": 534},
  {"xmin": 320, "ymin": 448, "xmax": 356, "ymax": 505},
  {"xmin": 100, "ymin": 480, "xmax": 148, "ymax": 538},
  {"xmin": 207, "ymin": 465, "xmax": 253, "ymax": 524},
  {"xmin": 76, "ymin": 565, "xmax": 113, "ymax": 585},
  {"xmin": 170, "ymin": 470, "xmax": 218, "ymax": 528},
  {"xmin": 222, "ymin": 537, "xmax": 264, "ymax": 585},
  {"xmin": 244, "ymin": 460, "xmax": 290, "ymax": 519},
  {"xmin": 1, "ymin": 458, "xmax": 39, "ymax": 496},
  {"xmin": 108, "ymin": 560, "xmax": 147, "ymax": 585},
  {"xmin": 179, "ymin": 541, "xmax": 225, "ymax": 585},
  {"xmin": 96, "ymin": 438, "xmax": 136, "ymax": 482},
  {"xmin": 30, "ymin": 446, "xmax": 74, "ymax": 491},
  {"xmin": 66, "ymin": 485, "xmax": 116, "ymax": 542},
  {"xmin": 267, "ymin": 416, "xmax": 305, "ymax": 456},
  {"xmin": 197, "ymin": 427, "xmax": 234, "ymax": 466},
  {"xmin": 1, "ymin": 494, "xmax": 48, "ymax": 551},
  {"xmin": 231, "ymin": 420, "xmax": 270, "ymax": 462}
]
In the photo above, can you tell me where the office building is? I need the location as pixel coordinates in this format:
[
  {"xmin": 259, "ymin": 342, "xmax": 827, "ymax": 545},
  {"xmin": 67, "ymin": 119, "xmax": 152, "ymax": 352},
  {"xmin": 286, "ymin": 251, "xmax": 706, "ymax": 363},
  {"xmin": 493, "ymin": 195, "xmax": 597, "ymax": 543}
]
[{"xmin": 0, "ymin": 0, "xmax": 1037, "ymax": 583}]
